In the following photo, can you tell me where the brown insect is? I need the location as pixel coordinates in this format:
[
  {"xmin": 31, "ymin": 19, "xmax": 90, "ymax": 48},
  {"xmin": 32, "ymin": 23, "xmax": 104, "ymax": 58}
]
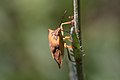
[
  {"xmin": 48, "ymin": 28, "xmax": 64, "ymax": 68},
  {"xmin": 48, "ymin": 11, "xmax": 74, "ymax": 68}
]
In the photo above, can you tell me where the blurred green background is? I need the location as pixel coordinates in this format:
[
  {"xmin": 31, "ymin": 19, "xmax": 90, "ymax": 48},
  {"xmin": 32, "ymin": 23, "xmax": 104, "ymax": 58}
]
[{"xmin": 0, "ymin": 0, "xmax": 120, "ymax": 80}]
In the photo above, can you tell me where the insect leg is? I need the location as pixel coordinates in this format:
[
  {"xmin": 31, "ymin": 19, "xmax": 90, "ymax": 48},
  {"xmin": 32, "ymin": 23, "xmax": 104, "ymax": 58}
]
[
  {"xmin": 64, "ymin": 43, "xmax": 75, "ymax": 62},
  {"xmin": 60, "ymin": 20, "xmax": 73, "ymax": 35},
  {"xmin": 63, "ymin": 36, "xmax": 72, "ymax": 42},
  {"xmin": 64, "ymin": 36, "xmax": 71, "ymax": 39},
  {"xmin": 64, "ymin": 43, "xmax": 72, "ymax": 48}
]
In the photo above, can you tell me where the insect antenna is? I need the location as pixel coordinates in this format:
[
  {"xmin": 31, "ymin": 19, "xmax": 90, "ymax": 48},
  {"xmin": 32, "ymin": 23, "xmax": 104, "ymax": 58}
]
[{"xmin": 58, "ymin": 10, "xmax": 67, "ymax": 27}]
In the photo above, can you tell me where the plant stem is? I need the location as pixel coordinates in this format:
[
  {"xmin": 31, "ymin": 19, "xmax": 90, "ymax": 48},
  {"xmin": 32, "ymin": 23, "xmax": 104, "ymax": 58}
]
[
  {"xmin": 69, "ymin": 0, "xmax": 83, "ymax": 80},
  {"xmin": 73, "ymin": 0, "xmax": 81, "ymax": 45}
]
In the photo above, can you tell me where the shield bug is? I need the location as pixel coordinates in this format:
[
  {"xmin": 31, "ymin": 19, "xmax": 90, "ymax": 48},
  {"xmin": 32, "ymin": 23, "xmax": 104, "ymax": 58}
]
[
  {"xmin": 48, "ymin": 28, "xmax": 64, "ymax": 68},
  {"xmin": 48, "ymin": 11, "xmax": 74, "ymax": 68}
]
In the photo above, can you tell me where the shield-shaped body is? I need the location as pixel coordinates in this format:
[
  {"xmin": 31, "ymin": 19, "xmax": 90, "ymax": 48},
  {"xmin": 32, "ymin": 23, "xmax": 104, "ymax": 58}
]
[{"xmin": 48, "ymin": 28, "xmax": 64, "ymax": 68}]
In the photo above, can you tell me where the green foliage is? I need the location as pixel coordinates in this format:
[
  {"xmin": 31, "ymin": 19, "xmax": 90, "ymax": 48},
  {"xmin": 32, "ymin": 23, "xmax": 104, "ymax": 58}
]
[{"xmin": 71, "ymin": 27, "xmax": 81, "ymax": 60}]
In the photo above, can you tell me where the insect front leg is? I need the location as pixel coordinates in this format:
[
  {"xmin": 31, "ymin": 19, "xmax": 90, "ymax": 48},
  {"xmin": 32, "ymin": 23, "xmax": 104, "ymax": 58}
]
[{"xmin": 60, "ymin": 20, "xmax": 74, "ymax": 36}]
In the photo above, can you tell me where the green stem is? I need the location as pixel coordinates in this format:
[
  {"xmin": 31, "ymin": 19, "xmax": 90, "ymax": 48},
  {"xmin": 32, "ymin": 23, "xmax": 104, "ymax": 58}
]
[{"xmin": 69, "ymin": 0, "xmax": 83, "ymax": 80}]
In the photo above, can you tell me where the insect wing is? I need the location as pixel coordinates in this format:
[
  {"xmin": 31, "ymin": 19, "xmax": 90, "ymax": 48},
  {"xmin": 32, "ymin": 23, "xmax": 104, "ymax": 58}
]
[{"xmin": 48, "ymin": 28, "xmax": 64, "ymax": 68}]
